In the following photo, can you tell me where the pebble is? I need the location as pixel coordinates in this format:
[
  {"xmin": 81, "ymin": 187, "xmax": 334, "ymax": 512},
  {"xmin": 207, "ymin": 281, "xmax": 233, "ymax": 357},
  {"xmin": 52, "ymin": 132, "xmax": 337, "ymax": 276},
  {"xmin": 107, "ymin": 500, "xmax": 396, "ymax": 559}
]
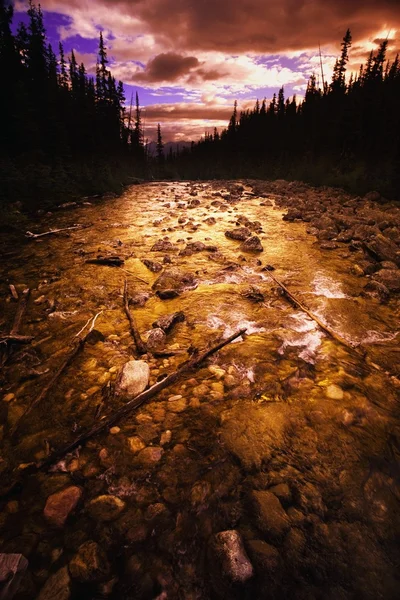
[
  {"xmin": 208, "ymin": 365, "xmax": 226, "ymax": 379},
  {"xmin": 250, "ymin": 490, "xmax": 290, "ymax": 541},
  {"xmin": 69, "ymin": 541, "xmax": 110, "ymax": 583},
  {"xmin": 3, "ymin": 393, "xmax": 15, "ymax": 402},
  {"xmin": 211, "ymin": 382, "xmax": 224, "ymax": 394},
  {"xmin": 167, "ymin": 396, "xmax": 187, "ymax": 413},
  {"xmin": 109, "ymin": 366, "xmax": 118, "ymax": 373},
  {"xmin": 86, "ymin": 386, "xmax": 100, "ymax": 397},
  {"xmin": 37, "ymin": 566, "xmax": 71, "ymax": 600},
  {"xmin": 136, "ymin": 446, "xmax": 164, "ymax": 466},
  {"xmin": 34, "ymin": 294, "xmax": 46, "ymax": 304},
  {"xmin": 128, "ymin": 436, "xmax": 146, "ymax": 453},
  {"xmin": 110, "ymin": 426, "xmax": 120, "ymax": 435},
  {"xmin": 326, "ymin": 384, "xmax": 344, "ymax": 400},
  {"xmin": 160, "ymin": 430, "xmax": 172, "ymax": 446},
  {"xmin": 82, "ymin": 358, "xmax": 98, "ymax": 371}
]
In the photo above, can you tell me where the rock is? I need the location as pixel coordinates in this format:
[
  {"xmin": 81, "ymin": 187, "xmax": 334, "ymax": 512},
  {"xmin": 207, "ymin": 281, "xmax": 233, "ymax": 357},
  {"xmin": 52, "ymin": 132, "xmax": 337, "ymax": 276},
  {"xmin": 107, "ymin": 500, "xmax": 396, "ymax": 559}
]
[
  {"xmin": 294, "ymin": 482, "xmax": 326, "ymax": 517},
  {"xmin": 250, "ymin": 490, "xmax": 290, "ymax": 541},
  {"xmin": 0, "ymin": 553, "xmax": 29, "ymax": 600},
  {"xmin": 151, "ymin": 240, "xmax": 177, "ymax": 252},
  {"xmin": 208, "ymin": 530, "xmax": 254, "ymax": 595},
  {"xmin": 220, "ymin": 403, "xmax": 288, "ymax": 469},
  {"xmin": 326, "ymin": 384, "xmax": 344, "ymax": 400},
  {"xmin": 37, "ymin": 566, "xmax": 71, "ymax": 600},
  {"xmin": 364, "ymin": 191, "xmax": 382, "ymax": 202},
  {"xmin": 364, "ymin": 234, "xmax": 400, "ymax": 266},
  {"xmin": 167, "ymin": 396, "xmax": 187, "ymax": 413},
  {"xmin": 87, "ymin": 495, "xmax": 126, "ymax": 522},
  {"xmin": 225, "ymin": 227, "xmax": 251, "ymax": 241},
  {"xmin": 152, "ymin": 311, "xmax": 185, "ymax": 333},
  {"xmin": 269, "ymin": 483, "xmax": 292, "ymax": 506},
  {"xmin": 205, "ymin": 217, "xmax": 216, "ymax": 225},
  {"xmin": 362, "ymin": 280, "xmax": 390, "ymax": 302},
  {"xmin": 152, "ymin": 268, "xmax": 197, "ymax": 297},
  {"xmin": 129, "ymin": 292, "xmax": 150, "ymax": 307},
  {"xmin": 43, "ymin": 486, "xmax": 82, "ymax": 528},
  {"xmin": 136, "ymin": 446, "xmax": 164, "ymax": 467},
  {"xmin": 320, "ymin": 242, "xmax": 338, "ymax": 250},
  {"xmin": 115, "ymin": 360, "xmax": 150, "ymax": 398},
  {"xmin": 283, "ymin": 208, "xmax": 303, "ymax": 221},
  {"xmin": 146, "ymin": 328, "xmax": 166, "ymax": 352},
  {"xmin": 245, "ymin": 540, "xmax": 282, "ymax": 576},
  {"xmin": 141, "ymin": 259, "xmax": 162, "ymax": 273},
  {"xmin": 240, "ymin": 236, "xmax": 263, "ymax": 252},
  {"xmin": 160, "ymin": 430, "xmax": 172, "ymax": 446},
  {"xmin": 69, "ymin": 541, "xmax": 110, "ymax": 583},
  {"xmin": 128, "ymin": 436, "xmax": 146, "ymax": 453},
  {"xmin": 372, "ymin": 269, "xmax": 400, "ymax": 292}
]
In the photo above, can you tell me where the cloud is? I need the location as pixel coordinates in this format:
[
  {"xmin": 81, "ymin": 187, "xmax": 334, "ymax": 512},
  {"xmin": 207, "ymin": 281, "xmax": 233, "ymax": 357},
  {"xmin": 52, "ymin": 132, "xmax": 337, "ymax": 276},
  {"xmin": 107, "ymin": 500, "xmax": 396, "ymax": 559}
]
[{"xmin": 136, "ymin": 52, "xmax": 200, "ymax": 83}]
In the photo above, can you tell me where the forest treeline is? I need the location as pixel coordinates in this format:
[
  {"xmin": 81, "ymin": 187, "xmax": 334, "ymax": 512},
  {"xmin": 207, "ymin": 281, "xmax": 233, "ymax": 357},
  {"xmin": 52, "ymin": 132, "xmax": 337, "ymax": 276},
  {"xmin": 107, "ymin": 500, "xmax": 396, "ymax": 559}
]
[
  {"xmin": 0, "ymin": 0, "xmax": 150, "ymax": 210},
  {"xmin": 1, "ymin": 1, "xmax": 399, "ymax": 211},
  {"xmin": 175, "ymin": 30, "xmax": 400, "ymax": 197}
]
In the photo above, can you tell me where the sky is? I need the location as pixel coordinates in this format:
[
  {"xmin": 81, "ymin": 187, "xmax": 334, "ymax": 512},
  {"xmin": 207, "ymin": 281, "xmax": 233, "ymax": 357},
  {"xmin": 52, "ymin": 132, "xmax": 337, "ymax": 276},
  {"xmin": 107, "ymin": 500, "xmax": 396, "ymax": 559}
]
[{"xmin": 14, "ymin": 0, "xmax": 400, "ymax": 142}]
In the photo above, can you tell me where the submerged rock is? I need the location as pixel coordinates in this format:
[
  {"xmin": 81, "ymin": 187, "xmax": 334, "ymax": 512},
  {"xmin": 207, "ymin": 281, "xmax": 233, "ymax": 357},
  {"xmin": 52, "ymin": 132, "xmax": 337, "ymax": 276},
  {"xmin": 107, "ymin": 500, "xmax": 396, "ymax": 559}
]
[
  {"xmin": 69, "ymin": 541, "xmax": 110, "ymax": 583},
  {"xmin": 245, "ymin": 539, "xmax": 282, "ymax": 576},
  {"xmin": 141, "ymin": 259, "xmax": 162, "ymax": 273},
  {"xmin": 152, "ymin": 268, "xmax": 197, "ymax": 298},
  {"xmin": 151, "ymin": 240, "xmax": 177, "ymax": 252},
  {"xmin": 152, "ymin": 311, "xmax": 185, "ymax": 333},
  {"xmin": 364, "ymin": 234, "xmax": 400, "ymax": 266},
  {"xmin": 37, "ymin": 566, "xmax": 71, "ymax": 600},
  {"xmin": 250, "ymin": 490, "xmax": 290, "ymax": 541},
  {"xmin": 43, "ymin": 486, "xmax": 82, "ymax": 528},
  {"xmin": 115, "ymin": 360, "xmax": 150, "ymax": 398},
  {"xmin": 146, "ymin": 328, "xmax": 166, "ymax": 352},
  {"xmin": 372, "ymin": 269, "xmax": 400, "ymax": 292},
  {"xmin": 87, "ymin": 495, "xmax": 126, "ymax": 522},
  {"xmin": 208, "ymin": 530, "xmax": 254, "ymax": 595}
]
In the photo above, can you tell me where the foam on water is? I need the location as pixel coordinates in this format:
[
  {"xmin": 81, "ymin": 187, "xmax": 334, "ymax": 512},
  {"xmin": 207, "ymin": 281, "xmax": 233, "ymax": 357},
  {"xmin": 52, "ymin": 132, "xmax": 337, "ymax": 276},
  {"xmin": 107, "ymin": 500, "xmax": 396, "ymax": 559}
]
[
  {"xmin": 206, "ymin": 315, "xmax": 267, "ymax": 341},
  {"xmin": 278, "ymin": 313, "xmax": 324, "ymax": 363},
  {"xmin": 311, "ymin": 273, "xmax": 348, "ymax": 298},
  {"xmin": 360, "ymin": 329, "xmax": 400, "ymax": 345}
]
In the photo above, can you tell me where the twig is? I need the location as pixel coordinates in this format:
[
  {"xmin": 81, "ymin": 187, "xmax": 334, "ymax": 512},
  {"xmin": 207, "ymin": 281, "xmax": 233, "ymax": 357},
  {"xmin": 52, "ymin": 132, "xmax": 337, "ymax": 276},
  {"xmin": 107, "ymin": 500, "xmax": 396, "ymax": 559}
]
[
  {"xmin": 120, "ymin": 268, "xmax": 149, "ymax": 284},
  {"xmin": 25, "ymin": 225, "xmax": 87, "ymax": 239},
  {"xmin": 0, "ymin": 335, "xmax": 34, "ymax": 344},
  {"xmin": 10, "ymin": 312, "xmax": 103, "ymax": 437},
  {"xmin": 123, "ymin": 279, "xmax": 147, "ymax": 355}
]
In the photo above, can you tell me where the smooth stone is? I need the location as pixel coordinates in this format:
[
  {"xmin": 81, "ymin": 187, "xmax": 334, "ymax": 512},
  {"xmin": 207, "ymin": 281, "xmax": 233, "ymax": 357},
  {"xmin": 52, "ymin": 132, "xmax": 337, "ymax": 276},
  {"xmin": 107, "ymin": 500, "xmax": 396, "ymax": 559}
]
[
  {"xmin": 87, "ymin": 495, "xmax": 126, "ymax": 522},
  {"xmin": 240, "ymin": 236, "xmax": 263, "ymax": 252},
  {"xmin": 110, "ymin": 427, "xmax": 120, "ymax": 435},
  {"xmin": 3, "ymin": 393, "xmax": 15, "ymax": 402},
  {"xmin": 208, "ymin": 530, "xmax": 254, "ymax": 592},
  {"xmin": 269, "ymin": 483, "xmax": 292, "ymax": 506},
  {"xmin": 115, "ymin": 360, "xmax": 150, "ymax": 398},
  {"xmin": 136, "ymin": 446, "xmax": 164, "ymax": 467},
  {"xmin": 245, "ymin": 539, "xmax": 282, "ymax": 575},
  {"xmin": 128, "ymin": 436, "xmax": 146, "ymax": 453},
  {"xmin": 43, "ymin": 486, "xmax": 82, "ymax": 528},
  {"xmin": 160, "ymin": 430, "xmax": 172, "ymax": 446},
  {"xmin": 146, "ymin": 328, "xmax": 166, "ymax": 352}
]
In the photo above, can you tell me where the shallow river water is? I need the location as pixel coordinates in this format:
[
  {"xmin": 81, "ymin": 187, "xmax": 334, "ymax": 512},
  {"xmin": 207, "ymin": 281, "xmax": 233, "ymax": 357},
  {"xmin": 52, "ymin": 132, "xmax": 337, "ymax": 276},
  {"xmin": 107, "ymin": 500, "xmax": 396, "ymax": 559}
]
[{"xmin": 0, "ymin": 181, "xmax": 400, "ymax": 599}]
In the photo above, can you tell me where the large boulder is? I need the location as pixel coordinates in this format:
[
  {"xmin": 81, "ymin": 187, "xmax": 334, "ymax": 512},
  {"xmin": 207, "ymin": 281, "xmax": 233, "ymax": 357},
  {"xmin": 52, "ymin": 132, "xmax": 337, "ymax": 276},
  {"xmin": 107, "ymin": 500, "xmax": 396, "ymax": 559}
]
[
  {"xmin": 43, "ymin": 486, "xmax": 82, "ymax": 528},
  {"xmin": 240, "ymin": 236, "xmax": 263, "ymax": 252},
  {"xmin": 364, "ymin": 234, "xmax": 400, "ymax": 266},
  {"xmin": 115, "ymin": 360, "xmax": 150, "ymax": 398}
]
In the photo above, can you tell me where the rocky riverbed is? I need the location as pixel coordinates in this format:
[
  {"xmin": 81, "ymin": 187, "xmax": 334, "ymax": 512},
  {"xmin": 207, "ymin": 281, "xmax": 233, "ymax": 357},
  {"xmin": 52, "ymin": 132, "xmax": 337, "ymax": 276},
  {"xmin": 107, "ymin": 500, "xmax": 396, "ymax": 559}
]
[{"xmin": 0, "ymin": 180, "xmax": 399, "ymax": 599}]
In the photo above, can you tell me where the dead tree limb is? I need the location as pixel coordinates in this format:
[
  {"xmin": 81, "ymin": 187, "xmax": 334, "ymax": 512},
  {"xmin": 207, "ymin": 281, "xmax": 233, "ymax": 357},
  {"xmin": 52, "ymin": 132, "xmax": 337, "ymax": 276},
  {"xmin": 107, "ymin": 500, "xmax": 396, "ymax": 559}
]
[
  {"xmin": 0, "ymin": 335, "xmax": 34, "ymax": 344},
  {"xmin": 25, "ymin": 225, "xmax": 87, "ymax": 239},
  {"xmin": 10, "ymin": 288, "xmax": 30, "ymax": 336},
  {"xmin": 37, "ymin": 327, "xmax": 247, "ymax": 471},
  {"xmin": 267, "ymin": 272, "xmax": 359, "ymax": 350},
  {"xmin": 123, "ymin": 279, "xmax": 147, "ymax": 355},
  {"xmin": 10, "ymin": 312, "xmax": 103, "ymax": 437}
]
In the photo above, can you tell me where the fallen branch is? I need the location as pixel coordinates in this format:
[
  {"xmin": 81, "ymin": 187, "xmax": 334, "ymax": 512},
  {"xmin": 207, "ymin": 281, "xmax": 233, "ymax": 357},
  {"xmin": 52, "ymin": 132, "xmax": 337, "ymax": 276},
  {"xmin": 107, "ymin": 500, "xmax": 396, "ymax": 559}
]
[
  {"xmin": 123, "ymin": 279, "xmax": 147, "ymax": 355},
  {"xmin": 38, "ymin": 327, "xmax": 247, "ymax": 471},
  {"xmin": 86, "ymin": 256, "xmax": 124, "ymax": 267},
  {"xmin": 25, "ymin": 225, "xmax": 87, "ymax": 239},
  {"xmin": 0, "ymin": 335, "xmax": 34, "ymax": 344},
  {"xmin": 10, "ymin": 312, "xmax": 102, "ymax": 437},
  {"xmin": 266, "ymin": 272, "xmax": 359, "ymax": 350},
  {"xmin": 10, "ymin": 288, "xmax": 30, "ymax": 336}
]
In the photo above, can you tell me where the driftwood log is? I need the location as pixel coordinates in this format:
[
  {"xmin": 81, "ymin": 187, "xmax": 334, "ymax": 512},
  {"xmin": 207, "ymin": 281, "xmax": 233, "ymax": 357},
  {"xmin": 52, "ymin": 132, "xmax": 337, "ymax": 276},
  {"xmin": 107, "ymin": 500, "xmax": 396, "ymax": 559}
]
[
  {"xmin": 10, "ymin": 312, "xmax": 102, "ymax": 437},
  {"xmin": 123, "ymin": 279, "xmax": 147, "ymax": 355}
]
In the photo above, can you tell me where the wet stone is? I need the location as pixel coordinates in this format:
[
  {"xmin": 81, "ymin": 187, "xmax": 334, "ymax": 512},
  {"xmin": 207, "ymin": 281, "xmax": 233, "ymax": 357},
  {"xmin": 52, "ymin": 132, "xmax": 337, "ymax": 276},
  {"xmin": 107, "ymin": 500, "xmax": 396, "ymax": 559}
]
[
  {"xmin": 87, "ymin": 495, "xmax": 126, "ymax": 522},
  {"xmin": 240, "ymin": 235, "xmax": 264, "ymax": 252},
  {"xmin": 37, "ymin": 566, "xmax": 71, "ymax": 600},
  {"xmin": 245, "ymin": 539, "xmax": 282, "ymax": 577},
  {"xmin": 326, "ymin": 384, "xmax": 344, "ymax": 400},
  {"xmin": 136, "ymin": 446, "xmax": 164, "ymax": 467},
  {"xmin": 269, "ymin": 483, "xmax": 292, "ymax": 507},
  {"xmin": 115, "ymin": 360, "xmax": 150, "ymax": 398},
  {"xmin": 128, "ymin": 436, "xmax": 146, "ymax": 453},
  {"xmin": 141, "ymin": 258, "xmax": 162, "ymax": 272},
  {"xmin": 69, "ymin": 541, "xmax": 110, "ymax": 583},
  {"xmin": 152, "ymin": 311, "xmax": 185, "ymax": 333},
  {"xmin": 146, "ymin": 328, "xmax": 166, "ymax": 352},
  {"xmin": 250, "ymin": 490, "xmax": 291, "ymax": 541},
  {"xmin": 43, "ymin": 486, "xmax": 82, "ymax": 528},
  {"xmin": 208, "ymin": 530, "xmax": 254, "ymax": 595},
  {"xmin": 372, "ymin": 269, "xmax": 400, "ymax": 292},
  {"xmin": 225, "ymin": 227, "xmax": 251, "ymax": 241}
]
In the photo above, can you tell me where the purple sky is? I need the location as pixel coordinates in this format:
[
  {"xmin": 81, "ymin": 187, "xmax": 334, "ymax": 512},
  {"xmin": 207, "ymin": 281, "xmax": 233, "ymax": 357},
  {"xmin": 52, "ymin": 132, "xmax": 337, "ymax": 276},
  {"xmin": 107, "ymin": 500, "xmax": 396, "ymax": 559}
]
[{"xmin": 14, "ymin": 0, "xmax": 400, "ymax": 142}]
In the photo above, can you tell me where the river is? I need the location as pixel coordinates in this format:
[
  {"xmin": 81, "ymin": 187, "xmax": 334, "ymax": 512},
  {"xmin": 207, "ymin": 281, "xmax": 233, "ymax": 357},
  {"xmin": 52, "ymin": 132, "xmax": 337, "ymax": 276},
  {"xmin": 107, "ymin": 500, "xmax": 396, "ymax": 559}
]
[{"xmin": 0, "ymin": 180, "xmax": 399, "ymax": 599}]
